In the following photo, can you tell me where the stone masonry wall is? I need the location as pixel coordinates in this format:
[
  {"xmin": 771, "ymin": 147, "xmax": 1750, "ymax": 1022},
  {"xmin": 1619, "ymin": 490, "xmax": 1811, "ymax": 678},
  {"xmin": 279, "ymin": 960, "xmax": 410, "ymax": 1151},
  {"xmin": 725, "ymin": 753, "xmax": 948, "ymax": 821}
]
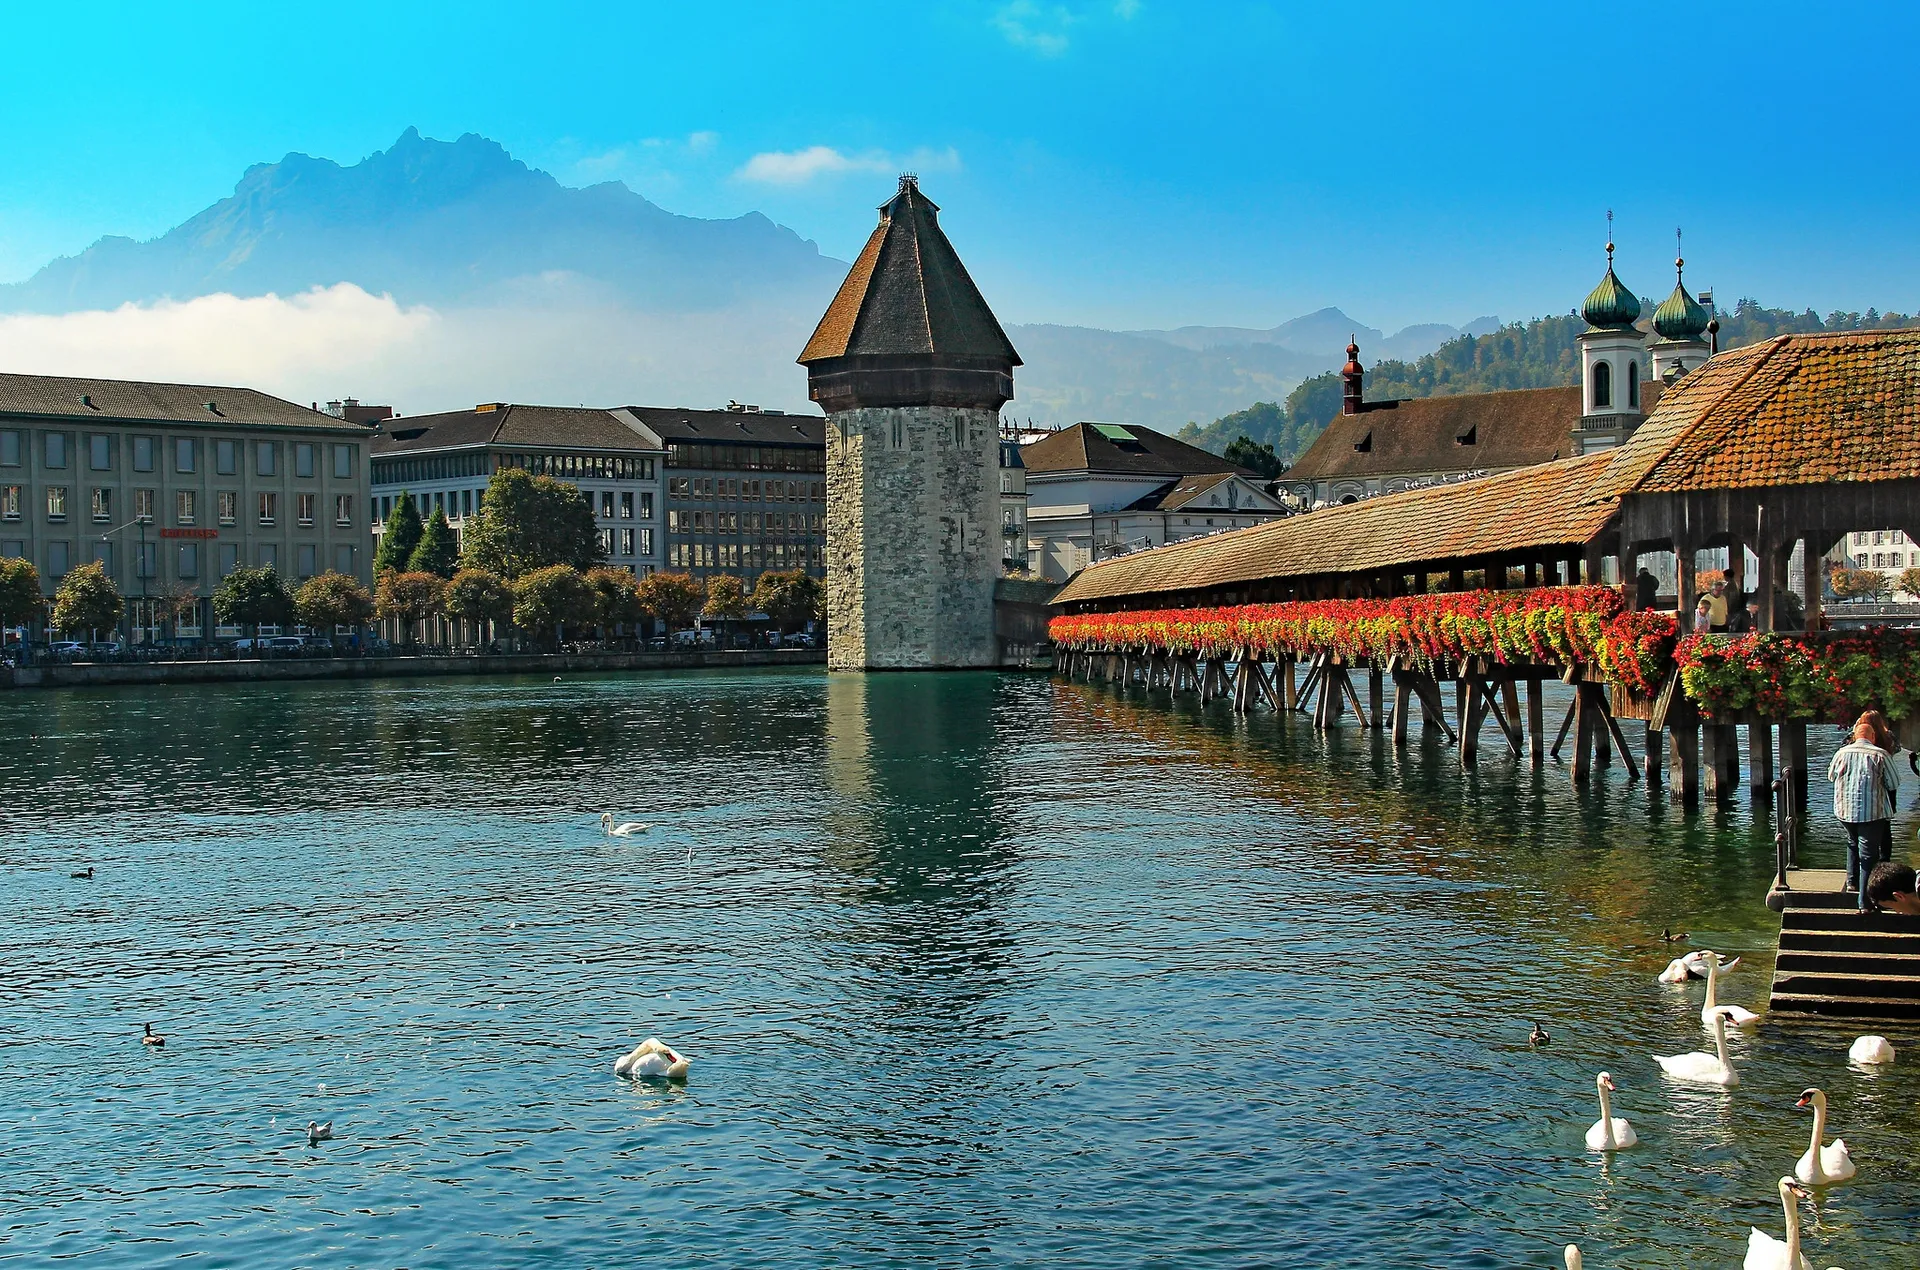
[{"xmin": 825, "ymin": 404, "xmax": 1001, "ymax": 670}]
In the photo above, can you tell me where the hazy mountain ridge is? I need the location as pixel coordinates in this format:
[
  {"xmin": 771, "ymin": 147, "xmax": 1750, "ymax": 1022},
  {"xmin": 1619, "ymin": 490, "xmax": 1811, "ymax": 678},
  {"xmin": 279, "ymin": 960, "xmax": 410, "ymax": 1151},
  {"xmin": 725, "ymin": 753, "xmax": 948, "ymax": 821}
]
[{"xmin": 0, "ymin": 128, "xmax": 845, "ymax": 314}]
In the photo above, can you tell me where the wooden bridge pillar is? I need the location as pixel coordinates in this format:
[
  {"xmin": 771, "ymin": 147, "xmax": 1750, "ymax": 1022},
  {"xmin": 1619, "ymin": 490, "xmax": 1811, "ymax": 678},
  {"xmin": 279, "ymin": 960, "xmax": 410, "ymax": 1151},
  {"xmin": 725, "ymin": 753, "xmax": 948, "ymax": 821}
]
[
  {"xmin": 1779, "ymin": 722, "xmax": 1809, "ymax": 810},
  {"xmin": 1702, "ymin": 723, "xmax": 1741, "ymax": 802},
  {"xmin": 1669, "ymin": 723, "xmax": 1701, "ymax": 805},
  {"xmin": 1369, "ymin": 666, "xmax": 1385, "ymax": 732},
  {"xmin": 1459, "ymin": 679, "xmax": 1485, "ymax": 766},
  {"xmin": 1748, "ymin": 722, "xmax": 1775, "ymax": 798},
  {"xmin": 1282, "ymin": 658, "xmax": 1298, "ymax": 710},
  {"xmin": 1644, "ymin": 724, "xmax": 1664, "ymax": 784},
  {"xmin": 1525, "ymin": 678, "xmax": 1544, "ymax": 766},
  {"xmin": 1570, "ymin": 684, "xmax": 1594, "ymax": 781}
]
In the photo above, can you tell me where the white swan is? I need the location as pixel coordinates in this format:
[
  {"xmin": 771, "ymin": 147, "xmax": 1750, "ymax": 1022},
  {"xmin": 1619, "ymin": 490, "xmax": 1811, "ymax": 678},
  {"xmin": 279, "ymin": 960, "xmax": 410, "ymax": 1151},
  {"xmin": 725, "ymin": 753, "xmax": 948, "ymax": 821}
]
[
  {"xmin": 614, "ymin": 1037, "xmax": 689, "ymax": 1080},
  {"xmin": 1655, "ymin": 1008, "xmax": 1738, "ymax": 1085},
  {"xmin": 1584, "ymin": 1071, "xmax": 1638, "ymax": 1151},
  {"xmin": 1702, "ymin": 950, "xmax": 1760, "ymax": 1030},
  {"xmin": 1848, "ymin": 1035, "xmax": 1895, "ymax": 1065},
  {"xmin": 1659, "ymin": 949, "xmax": 1742, "ymax": 983},
  {"xmin": 1565, "ymin": 1246, "xmax": 1582, "ymax": 1270},
  {"xmin": 1794, "ymin": 1088, "xmax": 1856, "ymax": 1186},
  {"xmin": 601, "ymin": 812, "xmax": 650, "ymax": 837},
  {"xmin": 1745, "ymin": 1176, "xmax": 1813, "ymax": 1270},
  {"xmin": 306, "ymin": 1120, "xmax": 333, "ymax": 1144}
]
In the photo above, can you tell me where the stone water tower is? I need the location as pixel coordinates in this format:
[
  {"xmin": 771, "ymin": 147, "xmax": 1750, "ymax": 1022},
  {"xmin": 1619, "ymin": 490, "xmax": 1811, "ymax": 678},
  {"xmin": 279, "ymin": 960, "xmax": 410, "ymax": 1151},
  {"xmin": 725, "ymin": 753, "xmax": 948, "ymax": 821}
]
[{"xmin": 799, "ymin": 176, "xmax": 1021, "ymax": 670}]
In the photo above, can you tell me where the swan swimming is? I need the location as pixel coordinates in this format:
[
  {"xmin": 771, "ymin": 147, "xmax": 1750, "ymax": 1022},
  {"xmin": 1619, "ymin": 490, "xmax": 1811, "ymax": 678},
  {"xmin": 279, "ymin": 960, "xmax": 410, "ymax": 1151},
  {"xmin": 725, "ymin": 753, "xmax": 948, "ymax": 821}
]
[
  {"xmin": 306, "ymin": 1120, "xmax": 333, "ymax": 1145},
  {"xmin": 1655, "ymin": 1008, "xmax": 1738, "ymax": 1085},
  {"xmin": 1793, "ymin": 1088, "xmax": 1856, "ymax": 1186},
  {"xmin": 614, "ymin": 1037, "xmax": 689, "ymax": 1080},
  {"xmin": 1848, "ymin": 1035, "xmax": 1895, "ymax": 1065},
  {"xmin": 1744, "ymin": 1176, "xmax": 1813, "ymax": 1270},
  {"xmin": 1701, "ymin": 950, "xmax": 1760, "ymax": 1030},
  {"xmin": 1659, "ymin": 949, "xmax": 1742, "ymax": 983},
  {"xmin": 141, "ymin": 1023, "xmax": 164, "ymax": 1048},
  {"xmin": 1584, "ymin": 1071, "xmax": 1638, "ymax": 1151},
  {"xmin": 601, "ymin": 813, "xmax": 651, "ymax": 837},
  {"xmin": 1564, "ymin": 1246, "xmax": 1582, "ymax": 1270}
]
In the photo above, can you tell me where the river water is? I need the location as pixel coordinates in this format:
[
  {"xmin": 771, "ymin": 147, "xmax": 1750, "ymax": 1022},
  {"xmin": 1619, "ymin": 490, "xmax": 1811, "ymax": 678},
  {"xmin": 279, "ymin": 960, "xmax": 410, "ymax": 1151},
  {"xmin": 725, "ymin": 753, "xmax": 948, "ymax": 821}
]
[{"xmin": 2, "ymin": 669, "xmax": 1915, "ymax": 1268}]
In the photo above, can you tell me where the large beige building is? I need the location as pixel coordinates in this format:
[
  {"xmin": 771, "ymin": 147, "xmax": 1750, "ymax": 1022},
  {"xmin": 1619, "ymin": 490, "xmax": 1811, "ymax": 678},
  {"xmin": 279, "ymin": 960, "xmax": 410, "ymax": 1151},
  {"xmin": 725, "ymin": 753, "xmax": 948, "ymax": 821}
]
[{"xmin": 0, "ymin": 373, "xmax": 375, "ymax": 641}]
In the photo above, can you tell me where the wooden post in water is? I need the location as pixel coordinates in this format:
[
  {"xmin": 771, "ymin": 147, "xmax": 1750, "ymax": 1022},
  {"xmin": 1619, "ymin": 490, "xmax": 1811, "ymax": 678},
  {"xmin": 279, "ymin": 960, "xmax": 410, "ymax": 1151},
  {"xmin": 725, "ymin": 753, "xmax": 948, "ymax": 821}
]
[
  {"xmin": 1282, "ymin": 658, "xmax": 1298, "ymax": 710},
  {"xmin": 1748, "ymin": 722, "xmax": 1775, "ymax": 798},
  {"xmin": 1779, "ymin": 722, "xmax": 1809, "ymax": 810},
  {"xmin": 1594, "ymin": 691, "xmax": 1613, "ymax": 768},
  {"xmin": 1391, "ymin": 675, "xmax": 1413, "ymax": 746},
  {"xmin": 1703, "ymin": 723, "xmax": 1741, "ymax": 802},
  {"xmin": 1459, "ymin": 679, "xmax": 1484, "ymax": 767},
  {"xmin": 1369, "ymin": 666, "xmax": 1385, "ymax": 732},
  {"xmin": 1570, "ymin": 685, "xmax": 1594, "ymax": 781},
  {"xmin": 1526, "ymin": 678, "xmax": 1544, "ymax": 766},
  {"xmin": 1645, "ymin": 724, "xmax": 1665, "ymax": 784}
]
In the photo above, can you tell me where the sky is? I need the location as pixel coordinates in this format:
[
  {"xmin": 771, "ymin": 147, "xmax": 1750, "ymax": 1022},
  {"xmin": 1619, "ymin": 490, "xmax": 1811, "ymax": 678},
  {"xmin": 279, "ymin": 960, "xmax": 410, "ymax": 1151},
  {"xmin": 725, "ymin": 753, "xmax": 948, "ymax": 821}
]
[{"xmin": 1, "ymin": 1, "xmax": 1916, "ymax": 335}]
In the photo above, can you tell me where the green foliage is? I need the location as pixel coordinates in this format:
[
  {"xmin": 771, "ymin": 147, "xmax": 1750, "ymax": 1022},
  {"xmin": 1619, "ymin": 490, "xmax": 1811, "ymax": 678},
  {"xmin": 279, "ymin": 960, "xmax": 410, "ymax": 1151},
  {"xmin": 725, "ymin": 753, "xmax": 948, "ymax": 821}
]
[
  {"xmin": 0, "ymin": 556, "xmax": 46, "ymax": 629},
  {"xmin": 1899, "ymin": 567, "xmax": 1920, "ymax": 601},
  {"xmin": 1714, "ymin": 298, "xmax": 1915, "ymax": 347},
  {"xmin": 294, "ymin": 571, "xmax": 374, "ymax": 630},
  {"xmin": 445, "ymin": 568, "xmax": 516, "ymax": 627},
  {"xmin": 51, "ymin": 561, "xmax": 123, "ymax": 636},
  {"xmin": 1223, "ymin": 435, "xmax": 1285, "ymax": 478},
  {"xmin": 461, "ymin": 468, "xmax": 604, "ymax": 580},
  {"xmin": 751, "ymin": 569, "xmax": 824, "ymax": 632},
  {"xmin": 511, "ymin": 563, "xmax": 595, "ymax": 643},
  {"xmin": 637, "ymin": 570, "xmax": 705, "ymax": 630},
  {"xmin": 375, "ymin": 492, "xmax": 423, "ymax": 575},
  {"xmin": 213, "ymin": 565, "xmax": 293, "ymax": 631},
  {"xmin": 1178, "ymin": 400, "xmax": 1286, "ymax": 457},
  {"xmin": 585, "ymin": 567, "xmax": 645, "ymax": 632},
  {"xmin": 375, "ymin": 570, "xmax": 448, "ymax": 644},
  {"xmin": 409, "ymin": 507, "xmax": 459, "ymax": 577}
]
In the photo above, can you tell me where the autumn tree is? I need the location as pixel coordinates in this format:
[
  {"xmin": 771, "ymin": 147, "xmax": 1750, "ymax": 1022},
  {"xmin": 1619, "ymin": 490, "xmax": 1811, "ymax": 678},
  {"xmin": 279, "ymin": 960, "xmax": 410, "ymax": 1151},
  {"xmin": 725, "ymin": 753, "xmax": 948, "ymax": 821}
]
[
  {"xmin": 461, "ymin": 468, "xmax": 603, "ymax": 580},
  {"xmin": 409, "ymin": 506, "xmax": 460, "ymax": 577},
  {"xmin": 1897, "ymin": 567, "xmax": 1920, "ymax": 601},
  {"xmin": 0, "ymin": 557, "xmax": 46, "ymax": 647},
  {"xmin": 375, "ymin": 570, "xmax": 448, "ymax": 648},
  {"xmin": 512, "ymin": 563, "xmax": 595, "ymax": 647},
  {"xmin": 637, "ymin": 570, "xmax": 705, "ymax": 632},
  {"xmin": 751, "ymin": 569, "xmax": 825, "ymax": 633},
  {"xmin": 375, "ymin": 492, "xmax": 424, "ymax": 575},
  {"xmin": 702, "ymin": 573, "xmax": 748, "ymax": 630},
  {"xmin": 445, "ymin": 568, "xmax": 516, "ymax": 644},
  {"xmin": 295, "ymin": 571, "xmax": 375, "ymax": 633},
  {"xmin": 585, "ymin": 567, "xmax": 645, "ymax": 641}
]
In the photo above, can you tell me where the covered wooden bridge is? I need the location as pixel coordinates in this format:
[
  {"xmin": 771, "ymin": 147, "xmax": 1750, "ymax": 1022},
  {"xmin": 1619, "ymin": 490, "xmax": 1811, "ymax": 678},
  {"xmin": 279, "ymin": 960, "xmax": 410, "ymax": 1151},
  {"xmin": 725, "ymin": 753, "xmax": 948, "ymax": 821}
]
[{"xmin": 1050, "ymin": 330, "xmax": 1920, "ymax": 805}]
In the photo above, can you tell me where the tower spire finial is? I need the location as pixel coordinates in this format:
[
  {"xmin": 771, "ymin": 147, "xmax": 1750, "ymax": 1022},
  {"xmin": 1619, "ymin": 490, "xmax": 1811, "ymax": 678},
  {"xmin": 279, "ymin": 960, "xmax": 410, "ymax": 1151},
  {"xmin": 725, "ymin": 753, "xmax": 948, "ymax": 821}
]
[
  {"xmin": 1606, "ymin": 209, "xmax": 1614, "ymax": 262},
  {"xmin": 1674, "ymin": 226, "xmax": 1684, "ymax": 276}
]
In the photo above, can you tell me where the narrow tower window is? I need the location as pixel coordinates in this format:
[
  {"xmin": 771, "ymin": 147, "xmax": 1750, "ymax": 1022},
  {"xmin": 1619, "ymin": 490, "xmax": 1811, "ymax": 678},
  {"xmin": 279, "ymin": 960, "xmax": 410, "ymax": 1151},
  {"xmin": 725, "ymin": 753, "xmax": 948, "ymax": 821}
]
[
  {"xmin": 1627, "ymin": 362, "xmax": 1640, "ymax": 408},
  {"xmin": 1592, "ymin": 360, "xmax": 1612, "ymax": 410}
]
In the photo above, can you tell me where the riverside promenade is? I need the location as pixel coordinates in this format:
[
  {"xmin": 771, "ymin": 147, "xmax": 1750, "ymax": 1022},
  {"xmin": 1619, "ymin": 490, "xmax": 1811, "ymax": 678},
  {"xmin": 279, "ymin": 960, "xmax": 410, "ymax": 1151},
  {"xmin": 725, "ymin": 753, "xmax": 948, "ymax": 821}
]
[{"xmin": 1, "ymin": 647, "xmax": 824, "ymax": 691}]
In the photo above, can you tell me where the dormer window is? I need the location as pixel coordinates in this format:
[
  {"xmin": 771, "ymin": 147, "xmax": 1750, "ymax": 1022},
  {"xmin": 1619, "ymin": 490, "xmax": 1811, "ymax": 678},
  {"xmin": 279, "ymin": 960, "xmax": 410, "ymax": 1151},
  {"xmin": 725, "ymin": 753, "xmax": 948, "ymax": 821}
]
[
  {"xmin": 1455, "ymin": 424, "xmax": 1477, "ymax": 446},
  {"xmin": 1353, "ymin": 430, "xmax": 1372, "ymax": 453}
]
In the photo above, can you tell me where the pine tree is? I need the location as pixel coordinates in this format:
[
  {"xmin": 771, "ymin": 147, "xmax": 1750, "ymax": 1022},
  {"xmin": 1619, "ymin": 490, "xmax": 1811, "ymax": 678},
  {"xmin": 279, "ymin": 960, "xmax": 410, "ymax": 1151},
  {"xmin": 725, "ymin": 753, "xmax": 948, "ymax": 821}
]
[
  {"xmin": 375, "ymin": 493, "xmax": 423, "ymax": 575},
  {"xmin": 409, "ymin": 507, "xmax": 459, "ymax": 577}
]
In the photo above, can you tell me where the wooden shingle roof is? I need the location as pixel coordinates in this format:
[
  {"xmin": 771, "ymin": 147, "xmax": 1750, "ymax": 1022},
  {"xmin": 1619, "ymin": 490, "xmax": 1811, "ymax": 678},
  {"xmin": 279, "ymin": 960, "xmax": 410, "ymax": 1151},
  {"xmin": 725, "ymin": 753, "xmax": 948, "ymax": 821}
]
[
  {"xmin": 798, "ymin": 178, "xmax": 1020, "ymax": 367},
  {"xmin": 1022, "ymin": 422, "xmax": 1258, "ymax": 478},
  {"xmin": 1053, "ymin": 451, "xmax": 1618, "ymax": 604}
]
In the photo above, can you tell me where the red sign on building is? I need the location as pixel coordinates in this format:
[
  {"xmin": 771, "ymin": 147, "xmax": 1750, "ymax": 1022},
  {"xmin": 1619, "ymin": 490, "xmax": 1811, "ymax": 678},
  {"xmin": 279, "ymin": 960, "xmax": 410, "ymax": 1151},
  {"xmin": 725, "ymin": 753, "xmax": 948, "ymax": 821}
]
[{"xmin": 159, "ymin": 528, "xmax": 220, "ymax": 540}]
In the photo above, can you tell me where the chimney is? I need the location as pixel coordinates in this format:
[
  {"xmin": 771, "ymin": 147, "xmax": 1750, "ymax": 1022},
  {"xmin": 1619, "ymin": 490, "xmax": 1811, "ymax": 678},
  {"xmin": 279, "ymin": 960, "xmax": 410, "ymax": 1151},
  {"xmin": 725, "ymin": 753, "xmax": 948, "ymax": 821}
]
[{"xmin": 1341, "ymin": 336, "xmax": 1365, "ymax": 416}]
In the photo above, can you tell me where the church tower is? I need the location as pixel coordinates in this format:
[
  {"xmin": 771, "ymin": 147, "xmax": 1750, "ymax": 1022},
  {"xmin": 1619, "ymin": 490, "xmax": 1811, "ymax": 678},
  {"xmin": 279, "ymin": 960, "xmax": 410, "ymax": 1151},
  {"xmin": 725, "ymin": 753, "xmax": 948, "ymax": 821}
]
[
  {"xmin": 799, "ymin": 176, "xmax": 1021, "ymax": 671},
  {"xmin": 1572, "ymin": 230, "xmax": 1647, "ymax": 455},
  {"xmin": 1648, "ymin": 237, "xmax": 1712, "ymax": 383}
]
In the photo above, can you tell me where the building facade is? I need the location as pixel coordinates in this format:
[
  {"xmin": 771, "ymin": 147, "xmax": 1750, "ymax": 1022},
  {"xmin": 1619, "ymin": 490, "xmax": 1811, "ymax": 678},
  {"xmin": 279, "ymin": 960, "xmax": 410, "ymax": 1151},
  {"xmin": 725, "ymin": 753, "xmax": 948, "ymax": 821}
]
[
  {"xmin": 800, "ymin": 175, "xmax": 1015, "ymax": 670},
  {"xmin": 625, "ymin": 404, "xmax": 826, "ymax": 584},
  {"xmin": 0, "ymin": 373, "xmax": 373, "ymax": 640},
  {"xmin": 1021, "ymin": 422, "xmax": 1287, "ymax": 582},
  {"xmin": 370, "ymin": 404, "xmax": 667, "ymax": 575},
  {"xmin": 998, "ymin": 437, "xmax": 1029, "ymax": 574}
]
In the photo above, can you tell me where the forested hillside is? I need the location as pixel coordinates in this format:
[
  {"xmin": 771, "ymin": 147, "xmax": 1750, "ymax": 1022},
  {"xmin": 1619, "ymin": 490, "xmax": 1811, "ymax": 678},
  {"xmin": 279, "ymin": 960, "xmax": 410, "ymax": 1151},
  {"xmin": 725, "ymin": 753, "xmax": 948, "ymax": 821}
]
[{"xmin": 1179, "ymin": 300, "xmax": 1919, "ymax": 462}]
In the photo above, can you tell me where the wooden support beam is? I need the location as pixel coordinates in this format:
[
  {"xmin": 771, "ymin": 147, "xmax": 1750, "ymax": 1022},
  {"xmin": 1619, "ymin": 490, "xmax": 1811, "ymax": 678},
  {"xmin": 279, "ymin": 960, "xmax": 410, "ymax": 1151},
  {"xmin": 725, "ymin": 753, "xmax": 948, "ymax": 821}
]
[
  {"xmin": 1644, "ymin": 726, "xmax": 1665, "ymax": 784},
  {"xmin": 1369, "ymin": 667, "xmax": 1385, "ymax": 732},
  {"xmin": 1526, "ymin": 678, "xmax": 1545, "ymax": 767},
  {"xmin": 1549, "ymin": 697, "xmax": 1577, "ymax": 760},
  {"xmin": 1779, "ymin": 722, "xmax": 1809, "ymax": 810},
  {"xmin": 1569, "ymin": 685, "xmax": 1595, "ymax": 782},
  {"xmin": 1747, "ymin": 722, "xmax": 1775, "ymax": 797},
  {"xmin": 1485, "ymin": 681, "xmax": 1523, "ymax": 756},
  {"xmin": 1594, "ymin": 693, "xmax": 1614, "ymax": 768},
  {"xmin": 1391, "ymin": 676, "xmax": 1413, "ymax": 746},
  {"xmin": 1341, "ymin": 671, "xmax": 1371, "ymax": 729},
  {"xmin": 1703, "ymin": 723, "xmax": 1741, "ymax": 802},
  {"xmin": 1600, "ymin": 705, "xmax": 1641, "ymax": 783},
  {"xmin": 1282, "ymin": 659, "xmax": 1298, "ymax": 710},
  {"xmin": 1669, "ymin": 723, "xmax": 1701, "ymax": 806},
  {"xmin": 1460, "ymin": 678, "xmax": 1486, "ymax": 766}
]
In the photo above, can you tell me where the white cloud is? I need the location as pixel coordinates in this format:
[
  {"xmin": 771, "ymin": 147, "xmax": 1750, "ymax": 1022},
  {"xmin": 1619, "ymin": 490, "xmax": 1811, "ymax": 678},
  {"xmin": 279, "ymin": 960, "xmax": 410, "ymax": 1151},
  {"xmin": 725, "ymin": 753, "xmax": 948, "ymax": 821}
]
[
  {"xmin": 687, "ymin": 130, "xmax": 719, "ymax": 154},
  {"xmin": 735, "ymin": 144, "xmax": 961, "ymax": 188},
  {"xmin": 0, "ymin": 282, "xmax": 825, "ymax": 416},
  {"xmin": 994, "ymin": 0, "xmax": 1140, "ymax": 54}
]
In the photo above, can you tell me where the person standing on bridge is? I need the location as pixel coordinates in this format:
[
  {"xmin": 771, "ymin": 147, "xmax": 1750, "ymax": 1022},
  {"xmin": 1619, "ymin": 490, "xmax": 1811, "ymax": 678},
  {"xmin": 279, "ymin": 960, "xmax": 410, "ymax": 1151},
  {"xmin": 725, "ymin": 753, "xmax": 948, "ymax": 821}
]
[{"xmin": 1829, "ymin": 718, "xmax": 1899, "ymax": 910}]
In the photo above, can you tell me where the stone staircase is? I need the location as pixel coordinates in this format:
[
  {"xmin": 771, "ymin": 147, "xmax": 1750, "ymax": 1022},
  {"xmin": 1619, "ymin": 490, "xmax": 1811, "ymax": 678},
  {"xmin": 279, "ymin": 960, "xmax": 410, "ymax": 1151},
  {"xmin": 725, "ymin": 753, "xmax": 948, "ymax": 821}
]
[{"xmin": 1769, "ymin": 869, "xmax": 1920, "ymax": 1019}]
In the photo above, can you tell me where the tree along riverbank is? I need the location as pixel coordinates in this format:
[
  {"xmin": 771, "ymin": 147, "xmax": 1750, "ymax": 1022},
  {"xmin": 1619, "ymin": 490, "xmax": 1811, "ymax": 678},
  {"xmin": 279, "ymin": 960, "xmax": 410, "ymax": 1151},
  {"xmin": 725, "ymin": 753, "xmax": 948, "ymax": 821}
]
[{"xmin": 1, "ymin": 647, "xmax": 825, "ymax": 691}]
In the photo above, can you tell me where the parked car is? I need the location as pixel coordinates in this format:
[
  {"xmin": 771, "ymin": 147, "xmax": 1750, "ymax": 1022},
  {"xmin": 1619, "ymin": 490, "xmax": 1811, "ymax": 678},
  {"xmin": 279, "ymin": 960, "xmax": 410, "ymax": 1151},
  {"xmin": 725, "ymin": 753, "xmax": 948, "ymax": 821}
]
[
  {"xmin": 48, "ymin": 641, "xmax": 86, "ymax": 658},
  {"xmin": 300, "ymin": 636, "xmax": 335, "ymax": 652}
]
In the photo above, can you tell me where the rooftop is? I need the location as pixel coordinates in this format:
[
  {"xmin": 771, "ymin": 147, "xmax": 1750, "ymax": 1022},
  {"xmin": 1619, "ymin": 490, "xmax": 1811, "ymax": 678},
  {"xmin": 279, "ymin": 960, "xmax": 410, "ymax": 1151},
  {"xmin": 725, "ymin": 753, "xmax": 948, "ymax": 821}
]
[
  {"xmin": 0, "ymin": 371, "xmax": 363, "ymax": 432},
  {"xmin": 1022, "ymin": 421, "xmax": 1258, "ymax": 479},
  {"xmin": 371, "ymin": 403, "xmax": 827, "ymax": 457}
]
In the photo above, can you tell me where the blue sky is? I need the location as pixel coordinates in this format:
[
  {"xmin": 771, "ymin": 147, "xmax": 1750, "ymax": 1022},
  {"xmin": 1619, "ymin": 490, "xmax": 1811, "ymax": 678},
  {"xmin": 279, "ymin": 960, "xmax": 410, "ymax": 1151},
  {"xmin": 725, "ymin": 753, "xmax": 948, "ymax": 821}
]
[{"xmin": 2, "ymin": 1, "xmax": 1916, "ymax": 333}]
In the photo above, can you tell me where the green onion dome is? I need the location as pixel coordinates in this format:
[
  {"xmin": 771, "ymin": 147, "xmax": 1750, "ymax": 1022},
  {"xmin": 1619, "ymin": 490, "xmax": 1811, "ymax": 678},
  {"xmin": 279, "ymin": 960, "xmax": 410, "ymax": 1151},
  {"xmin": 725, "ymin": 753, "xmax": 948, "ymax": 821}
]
[
  {"xmin": 1652, "ymin": 257, "xmax": 1710, "ymax": 340},
  {"xmin": 1581, "ymin": 244, "xmax": 1641, "ymax": 330}
]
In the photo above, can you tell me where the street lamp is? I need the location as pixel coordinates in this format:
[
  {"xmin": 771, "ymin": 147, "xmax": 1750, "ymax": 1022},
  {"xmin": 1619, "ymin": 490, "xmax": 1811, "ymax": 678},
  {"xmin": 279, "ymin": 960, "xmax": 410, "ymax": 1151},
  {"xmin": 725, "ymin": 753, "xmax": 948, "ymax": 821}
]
[{"xmin": 101, "ymin": 514, "xmax": 152, "ymax": 644}]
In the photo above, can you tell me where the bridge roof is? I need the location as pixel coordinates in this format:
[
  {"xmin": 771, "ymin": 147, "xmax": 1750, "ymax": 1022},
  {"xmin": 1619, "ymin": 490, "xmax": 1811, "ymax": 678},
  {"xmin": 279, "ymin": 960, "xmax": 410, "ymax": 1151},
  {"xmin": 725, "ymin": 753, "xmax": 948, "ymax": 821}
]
[
  {"xmin": 1052, "ymin": 327, "xmax": 1920, "ymax": 607},
  {"xmin": 1052, "ymin": 451, "xmax": 1619, "ymax": 604}
]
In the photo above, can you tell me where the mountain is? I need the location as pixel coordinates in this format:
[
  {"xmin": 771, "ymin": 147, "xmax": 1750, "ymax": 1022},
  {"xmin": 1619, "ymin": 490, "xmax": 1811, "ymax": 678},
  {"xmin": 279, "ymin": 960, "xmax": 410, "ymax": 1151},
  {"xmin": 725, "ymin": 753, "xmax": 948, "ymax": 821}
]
[
  {"xmin": 0, "ymin": 127, "xmax": 844, "ymax": 314},
  {"xmin": 1126, "ymin": 307, "xmax": 1501, "ymax": 362}
]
